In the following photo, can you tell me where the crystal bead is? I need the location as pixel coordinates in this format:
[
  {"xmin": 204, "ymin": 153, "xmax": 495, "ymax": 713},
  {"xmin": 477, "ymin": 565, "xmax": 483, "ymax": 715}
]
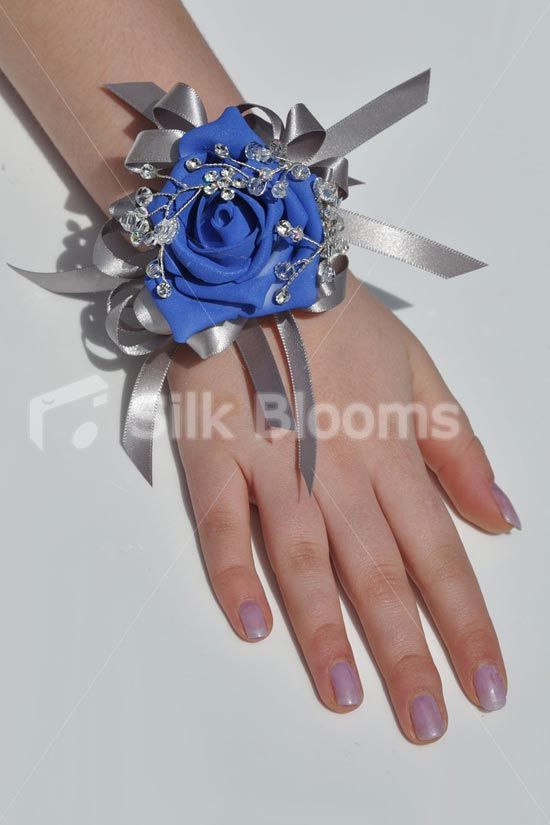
[
  {"xmin": 146, "ymin": 260, "xmax": 161, "ymax": 278},
  {"xmin": 270, "ymin": 139, "xmax": 287, "ymax": 159},
  {"xmin": 214, "ymin": 143, "xmax": 229, "ymax": 157},
  {"xmin": 313, "ymin": 178, "xmax": 338, "ymax": 204},
  {"xmin": 323, "ymin": 204, "xmax": 339, "ymax": 222},
  {"xmin": 276, "ymin": 219, "xmax": 292, "ymax": 237},
  {"xmin": 139, "ymin": 164, "xmax": 156, "ymax": 180},
  {"xmin": 290, "ymin": 226, "xmax": 304, "ymax": 242},
  {"xmin": 233, "ymin": 175, "xmax": 246, "ymax": 188},
  {"xmin": 259, "ymin": 167, "xmax": 272, "ymax": 179},
  {"xmin": 119, "ymin": 210, "xmax": 138, "ymax": 232},
  {"xmin": 203, "ymin": 170, "xmax": 218, "ymax": 183},
  {"xmin": 271, "ymin": 179, "xmax": 288, "ymax": 199},
  {"xmin": 134, "ymin": 205, "xmax": 149, "ymax": 218},
  {"xmin": 274, "ymin": 285, "xmax": 291, "ymax": 305},
  {"xmin": 143, "ymin": 231, "xmax": 156, "ymax": 246},
  {"xmin": 220, "ymin": 167, "xmax": 234, "ymax": 179},
  {"xmin": 274, "ymin": 261, "xmax": 294, "ymax": 281},
  {"xmin": 244, "ymin": 141, "xmax": 271, "ymax": 162},
  {"xmin": 154, "ymin": 218, "xmax": 179, "ymax": 244},
  {"xmin": 135, "ymin": 186, "xmax": 153, "ymax": 206},
  {"xmin": 185, "ymin": 157, "xmax": 201, "ymax": 171},
  {"xmin": 156, "ymin": 281, "xmax": 172, "ymax": 298},
  {"xmin": 318, "ymin": 260, "xmax": 336, "ymax": 283},
  {"xmin": 289, "ymin": 163, "xmax": 310, "ymax": 181},
  {"xmin": 247, "ymin": 177, "xmax": 266, "ymax": 196},
  {"xmin": 203, "ymin": 183, "xmax": 217, "ymax": 195},
  {"xmin": 217, "ymin": 178, "xmax": 231, "ymax": 189},
  {"xmin": 221, "ymin": 188, "xmax": 235, "ymax": 201}
]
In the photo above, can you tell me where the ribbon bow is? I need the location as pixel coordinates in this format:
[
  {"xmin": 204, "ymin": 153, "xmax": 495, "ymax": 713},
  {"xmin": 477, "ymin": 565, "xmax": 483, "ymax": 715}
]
[{"xmin": 13, "ymin": 70, "xmax": 485, "ymax": 492}]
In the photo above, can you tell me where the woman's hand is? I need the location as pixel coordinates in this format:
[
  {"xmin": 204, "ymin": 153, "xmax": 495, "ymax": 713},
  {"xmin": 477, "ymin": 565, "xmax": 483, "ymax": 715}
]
[{"xmin": 168, "ymin": 273, "xmax": 519, "ymax": 744}]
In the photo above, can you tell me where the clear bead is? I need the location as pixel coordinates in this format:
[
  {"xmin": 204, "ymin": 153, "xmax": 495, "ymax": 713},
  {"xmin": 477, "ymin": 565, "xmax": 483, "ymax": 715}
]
[
  {"xmin": 274, "ymin": 285, "xmax": 291, "ymax": 305},
  {"xmin": 274, "ymin": 261, "xmax": 294, "ymax": 281},
  {"xmin": 271, "ymin": 179, "xmax": 288, "ymax": 199},
  {"xmin": 185, "ymin": 157, "xmax": 201, "ymax": 171},
  {"xmin": 313, "ymin": 177, "xmax": 338, "ymax": 204},
  {"xmin": 221, "ymin": 188, "xmax": 235, "ymax": 201},
  {"xmin": 135, "ymin": 186, "xmax": 153, "ymax": 206},
  {"xmin": 289, "ymin": 163, "xmax": 310, "ymax": 181},
  {"xmin": 290, "ymin": 226, "xmax": 304, "ymax": 242},
  {"xmin": 154, "ymin": 218, "xmax": 179, "ymax": 244},
  {"xmin": 134, "ymin": 205, "xmax": 149, "ymax": 218},
  {"xmin": 323, "ymin": 205, "xmax": 338, "ymax": 222},
  {"xmin": 119, "ymin": 210, "xmax": 138, "ymax": 232},
  {"xmin": 146, "ymin": 260, "xmax": 161, "ymax": 278},
  {"xmin": 233, "ymin": 175, "xmax": 246, "ymax": 188},
  {"xmin": 203, "ymin": 183, "xmax": 217, "ymax": 195},
  {"xmin": 244, "ymin": 142, "xmax": 271, "ymax": 162},
  {"xmin": 203, "ymin": 170, "xmax": 218, "ymax": 183},
  {"xmin": 270, "ymin": 139, "xmax": 287, "ymax": 159},
  {"xmin": 247, "ymin": 177, "xmax": 266, "ymax": 196},
  {"xmin": 156, "ymin": 281, "xmax": 172, "ymax": 299},
  {"xmin": 276, "ymin": 219, "xmax": 292, "ymax": 237},
  {"xmin": 139, "ymin": 164, "xmax": 157, "ymax": 180},
  {"xmin": 214, "ymin": 143, "xmax": 229, "ymax": 157},
  {"xmin": 318, "ymin": 260, "xmax": 336, "ymax": 283}
]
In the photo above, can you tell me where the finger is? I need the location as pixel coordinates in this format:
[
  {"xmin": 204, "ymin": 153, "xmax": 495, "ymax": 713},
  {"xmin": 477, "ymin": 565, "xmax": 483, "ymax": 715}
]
[
  {"xmin": 254, "ymin": 463, "xmax": 363, "ymax": 712},
  {"xmin": 315, "ymin": 465, "xmax": 447, "ymax": 744},
  {"xmin": 373, "ymin": 440, "xmax": 508, "ymax": 712},
  {"xmin": 184, "ymin": 448, "xmax": 272, "ymax": 642},
  {"xmin": 408, "ymin": 338, "xmax": 521, "ymax": 533}
]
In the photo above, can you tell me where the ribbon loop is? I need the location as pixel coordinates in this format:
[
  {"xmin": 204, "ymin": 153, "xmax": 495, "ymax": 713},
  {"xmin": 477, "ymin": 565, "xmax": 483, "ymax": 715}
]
[
  {"xmin": 284, "ymin": 103, "xmax": 325, "ymax": 161},
  {"xmin": 125, "ymin": 129, "xmax": 184, "ymax": 172},
  {"xmin": 237, "ymin": 103, "xmax": 284, "ymax": 143},
  {"xmin": 153, "ymin": 83, "xmax": 208, "ymax": 131}
]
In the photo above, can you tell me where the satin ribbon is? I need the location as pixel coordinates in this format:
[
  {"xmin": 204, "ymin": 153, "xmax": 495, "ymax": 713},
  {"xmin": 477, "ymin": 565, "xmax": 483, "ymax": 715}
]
[{"xmin": 15, "ymin": 70, "xmax": 486, "ymax": 492}]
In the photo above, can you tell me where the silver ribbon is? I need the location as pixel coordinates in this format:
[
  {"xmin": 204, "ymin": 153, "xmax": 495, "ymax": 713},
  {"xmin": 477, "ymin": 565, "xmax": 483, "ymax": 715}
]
[{"xmin": 15, "ymin": 70, "xmax": 487, "ymax": 492}]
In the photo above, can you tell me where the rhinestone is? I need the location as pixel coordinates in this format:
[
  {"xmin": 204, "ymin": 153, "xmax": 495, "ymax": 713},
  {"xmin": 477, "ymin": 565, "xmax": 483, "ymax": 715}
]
[
  {"xmin": 221, "ymin": 188, "xmax": 235, "ymax": 201},
  {"xmin": 146, "ymin": 260, "xmax": 162, "ymax": 278},
  {"xmin": 274, "ymin": 285, "xmax": 291, "ymax": 305},
  {"xmin": 119, "ymin": 210, "xmax": 138, "ymax": 232},
  {"xmin": 154, "ymin": 217, "xmax": 179, "ymax": 244},
  {"xmin": 135, "ymin": 186, "xmax": 153, "ymax": 206},
  {"xmin": 289, "ymin": 163, "xmax": 310, "ymax": 181},
  {"xmin": 203, "ymin": 170, "xmax": 219, "ymax": 183},
  {"xmin": 270, "ymin": 139, "xmax": 287, "ymax": 159},
  {"xmin": 217, "ymin": 178, "xmax": 231, "ymax": 189},
  {"xmin": 290, "ymin": 226, "xmax": 304, "ymax": 242},
  {"xmin": 185, "ymin": 157, "xmax": 201, "ymax": 171},
  {"xmin": 233, "ymin": 175, "xmax": 246, "ymax": 188},
  {"xmin": 318, "ymin": 260, "xmax": 336, "ymax": 283},
  {"xmin": 272, "ymin": 179, "xmax": 288, "ymax": 199},
  {"xmin": 244, "ymin": 141, "xmax": 271, "ymax": 162},
  {"xmin": 156, "ymin": 281, "xmax": 172, "ymax": 299},
  {"xmin": 313, "ymin": 177, "xmax": 338, "ymax": 204},
  {"xmin": 143, "ymin": 231, "xmax": 156, "ymax": 246},
  {"xmin": 214, "ymin": 143, "xmax": 229, "ymax": 157},
  {"xmin": 247, "ymin": 177, "xmax": 266, "ymax": 196},
  {"xmin": 276, "ymin": 219, "xmax": 292, "ymax": 237},
  {"xmin": 139, "ymin": 164, "xmax": 157, "ymax": 180},
  {"xmin": 274, "ymin": 261, "xmax": 294, "ymax": 281},
  {"xmin": 134, "ymin": 205, "xmax": 149, "ymax": 218},
  {"xmin": 220, "ymin": 167, "xmax": 234, "ymax": 179},
  {"xmin": 323, "ymin": 205, "xmax": 338, "ymax": 221},
  {"xmin": 203, "ymin": 183, "xmax": 217, "ymax": 195}
]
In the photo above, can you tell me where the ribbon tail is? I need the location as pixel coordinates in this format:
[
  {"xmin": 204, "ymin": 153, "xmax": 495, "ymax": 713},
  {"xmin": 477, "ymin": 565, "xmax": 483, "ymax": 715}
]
[
  {"xmin": 122, "ymin": 344, "xmax": 175, "ymax": 485},
  {"xmin": 105, "ymin": 82, "xmax": 166, "ymax": 122},
  {"xmin": 310, "ymin": 69, "xmax": 431, "ymax": 163},
  {"xmin": 9, "ymin": 264, "xmax": 125, "ymax": 293},
  {"xmin": 275, "ymin": 313, "xmax": 316, "ymax": 494},
  {"xmin": 235, "ymin": 321, "xmax": 295, "ymax": 431},
  {"xmin": 340, "ymin": 209, "xmax": 486, "ymax": 277}
]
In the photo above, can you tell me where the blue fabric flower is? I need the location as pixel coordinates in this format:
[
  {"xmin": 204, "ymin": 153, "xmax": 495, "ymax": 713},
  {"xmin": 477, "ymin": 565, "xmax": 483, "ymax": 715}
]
[{"xmin": 145, "ymin": 107, "xmax": 324, "ymax": 343}]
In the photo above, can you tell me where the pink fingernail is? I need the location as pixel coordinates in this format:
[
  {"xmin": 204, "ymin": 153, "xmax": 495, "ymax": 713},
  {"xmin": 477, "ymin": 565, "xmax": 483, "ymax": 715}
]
[
  {"xmin": 330, "ymin": 661, "xmax": 362, "ymax": 707},
  {"xmin": 491, "ymin": 483, "xmax": 522, "ymax": 530},
  {"xmin": 239, "ymin": 601, "xmax": 268, "ymax": 640},
  {"xmin": 411, "ymin": 694, "xmax": 445, "ymax": 741},
  {"xmin": 474, "ymin": 664, "xmax": 507, "ymax": 711}
]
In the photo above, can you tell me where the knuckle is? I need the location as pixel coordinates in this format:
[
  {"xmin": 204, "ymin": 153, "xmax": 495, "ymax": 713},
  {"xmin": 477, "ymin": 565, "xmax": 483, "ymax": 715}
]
[
  {"xmin": 421, "ymin": 543, "xmax": 467, "ymax": 589},
  {"xmin": 201, "ymin": 508, "xmax": 244, "ymax": 542},
  {"xmin": 210, "ymin": 562, "xmax": 251, "ymax": 592},
  {"xmin": 356, "ymin": 560, "xmax": 407, "ymax": 605},
  {"xmin": 284, "ymin": 540, "xmax": 327, "ymax": 575},
  {"xmin": 456, "ymin": 621, "xmax": 495, "ymax": 656},
  {"xmin": 308, "ymin": 621, "xmax": 347, "ymax": 655},
  {"xmin": 389, "ymin": 652, "xmax": 436, "ymax": 684}
]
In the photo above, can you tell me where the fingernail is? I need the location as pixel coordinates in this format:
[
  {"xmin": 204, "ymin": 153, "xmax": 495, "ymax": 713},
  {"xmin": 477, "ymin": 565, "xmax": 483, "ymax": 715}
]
[
  {"xmin": 238, "ymin": 601, "xmax": 268, "ymax": 640},
  {"xmin": 411, "ymin": 694, "xmax": 445, "ymax": 741},
  {"xmin": 474, "ymin": 664, "xmax": 507, "ymax": 711},
  {"xmin": 330, "ymin": 661, "xmax": 362, "ymax": 707},
  {"xmin": 491, "ymin": 483, "xmax": 522, "ymax": 530}
]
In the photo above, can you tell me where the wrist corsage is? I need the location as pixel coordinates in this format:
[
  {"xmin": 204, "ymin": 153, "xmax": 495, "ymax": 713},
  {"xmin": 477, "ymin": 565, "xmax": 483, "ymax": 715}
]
[{"xmin": 15, "ymin": 70, "xmax": 485, "ymax": 491}]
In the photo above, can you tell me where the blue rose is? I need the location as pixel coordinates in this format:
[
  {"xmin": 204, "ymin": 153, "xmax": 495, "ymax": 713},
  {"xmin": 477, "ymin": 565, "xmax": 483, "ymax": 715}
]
[{"xmin": 145, "ymin": 107, "xmax": 324, "ymax": 343}]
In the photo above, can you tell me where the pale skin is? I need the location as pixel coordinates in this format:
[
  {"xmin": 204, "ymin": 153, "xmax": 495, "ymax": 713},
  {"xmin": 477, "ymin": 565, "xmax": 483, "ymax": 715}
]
[{"xmin": 0, "ymin": 0, "xmax": 520, "ymax": 744}]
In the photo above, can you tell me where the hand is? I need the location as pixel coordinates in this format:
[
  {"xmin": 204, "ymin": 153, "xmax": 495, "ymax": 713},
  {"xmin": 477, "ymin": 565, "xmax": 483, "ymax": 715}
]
[{"xmin": 168, "ymin": 274, "xmax": 518, "ymax": 744}]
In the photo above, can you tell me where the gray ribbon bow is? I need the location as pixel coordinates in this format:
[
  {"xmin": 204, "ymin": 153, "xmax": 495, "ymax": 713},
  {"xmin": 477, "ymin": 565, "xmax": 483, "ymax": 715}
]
[{"xmin": 13, "ymin": 70, "xmax": 486, "ymax": 492}]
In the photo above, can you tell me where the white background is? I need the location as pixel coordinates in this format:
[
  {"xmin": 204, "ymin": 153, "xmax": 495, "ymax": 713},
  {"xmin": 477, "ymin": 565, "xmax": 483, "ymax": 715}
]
[{"xmin": 1, "ymin": 1, "xmax": 549, "ymax": 822}]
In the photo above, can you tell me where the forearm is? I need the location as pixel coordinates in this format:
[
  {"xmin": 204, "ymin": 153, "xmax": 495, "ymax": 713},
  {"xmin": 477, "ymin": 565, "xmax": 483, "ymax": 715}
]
[{"xmin": 0, "ymin": 0, "xmax": 242, "ymax": 211}]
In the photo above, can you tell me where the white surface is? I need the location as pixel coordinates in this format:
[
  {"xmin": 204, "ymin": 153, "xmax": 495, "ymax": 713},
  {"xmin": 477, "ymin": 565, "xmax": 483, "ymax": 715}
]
[{"xmin": 1, "ymin": 1, "xmax": 549, "ymax": 822}]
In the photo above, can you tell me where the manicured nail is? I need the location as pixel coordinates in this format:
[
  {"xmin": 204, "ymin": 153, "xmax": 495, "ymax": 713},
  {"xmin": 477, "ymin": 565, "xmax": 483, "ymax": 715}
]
[
  {"xmin": 238, "ymin": 601, "xmax": 268, "ymax": 640},
  {"xmin": 330, "ymin": 661, "xmax": 362, "ymax": 707},
  {"xmin": 491, "ymin": 483, "xmax": 522, "ymax": 530},
  {"xmin": 474, "ymin": 664, "xmax": 507, "ymax": 711},
  {"xmin": 411, "ymin": 694, "xmax": 445, "ymax": 741}
]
